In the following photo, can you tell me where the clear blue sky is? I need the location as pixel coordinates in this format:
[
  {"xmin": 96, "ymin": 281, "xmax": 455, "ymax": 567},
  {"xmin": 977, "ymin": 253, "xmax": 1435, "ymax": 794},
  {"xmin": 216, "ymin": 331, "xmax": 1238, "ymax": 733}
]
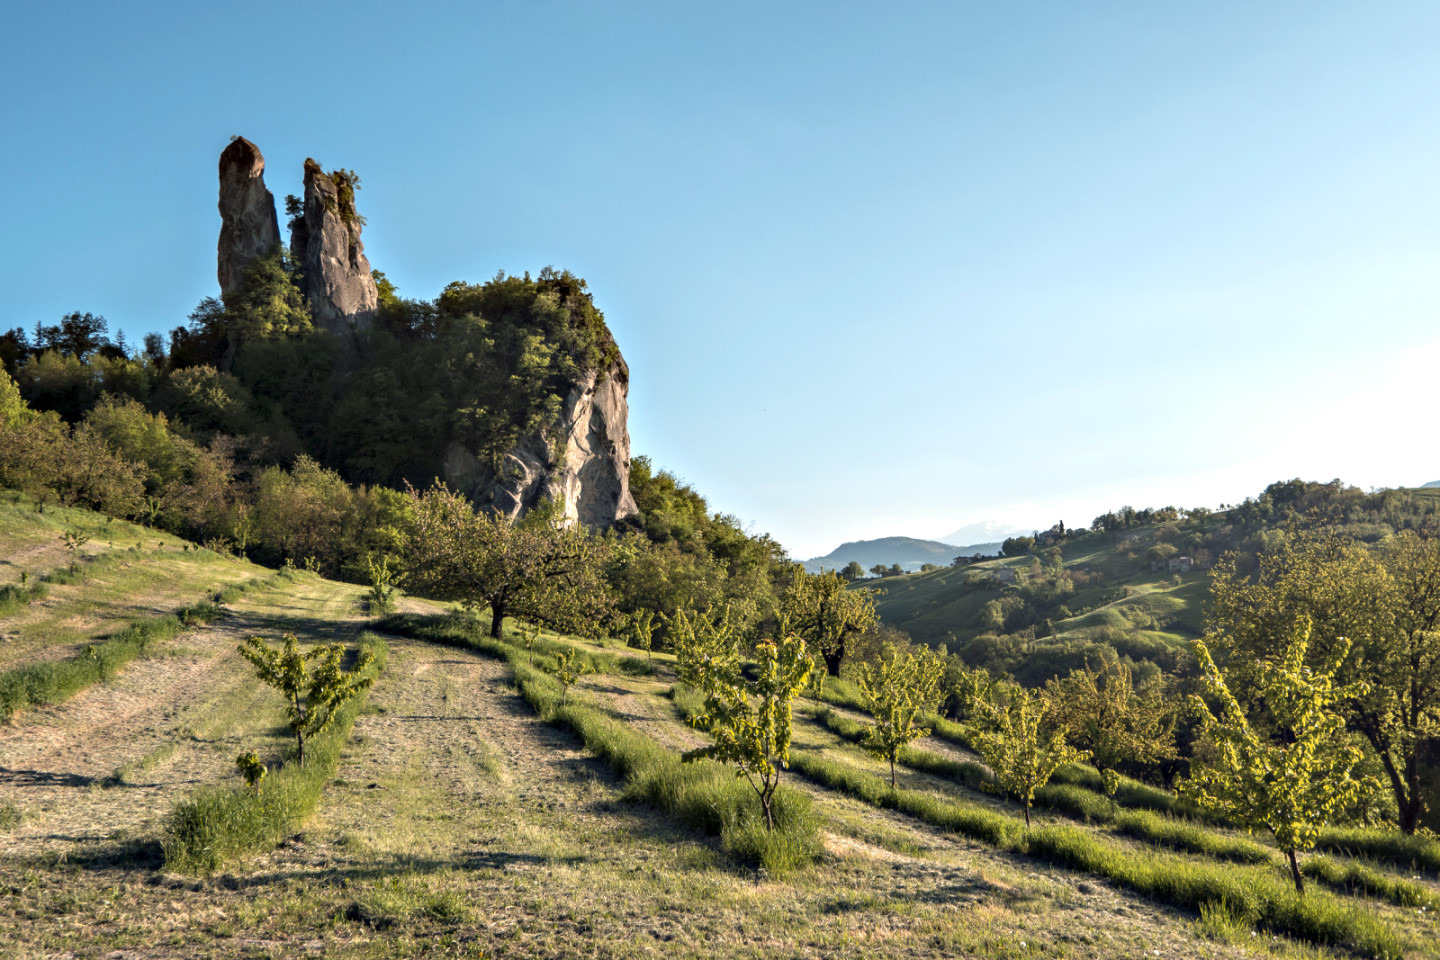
[{"xmin": 3, "ymin": 2, "xmax": 1437, "ymax": 558}]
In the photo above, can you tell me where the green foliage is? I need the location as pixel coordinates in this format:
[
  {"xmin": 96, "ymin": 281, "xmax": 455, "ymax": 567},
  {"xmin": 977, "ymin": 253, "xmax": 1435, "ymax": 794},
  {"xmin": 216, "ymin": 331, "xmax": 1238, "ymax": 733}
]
[
  {"xmin": 1044, "ymin": 660, "xmax": 1176, "ymax": 796},
  {"xmin": 1182, "ymin": 619, "xmax": 1375, "ymax": 892},
  {"xmin": 680, "ymin": 632, "xmax": 813, "ymax": 831},
  {"xmin": 622, "ymin": 608, "xmax": 655, "ymax": 660},
  {"xmin": 235, "ymin": 751, "xmax": 266, "ymax": 792},
  {"xmin": 856, "ymin": 645, "xmax": 946, "ymax": 786},
  {"xmin": 364, "ymin": 553, "xmax": 406, "ymax": 616},
  {"xmin": 971, "ymin": 683, "xmax": 1083, "ymax": 828},
  {"xmin": 165, "ymin": 634, "xmax": 387, "ymax": 872},
  {"xmin": 553, "ymin": 647, "xmax": 584, "ymax": 705},
  {"xmin": 237, "ymin": 633, "xmax": 378, "ymax": 765},
  {"xmin": 780, "ymin": 567, "xmax": 878, "ymax": 677},
  {"xmin": 404, "ymin": 482, "xmax": 613, "ymax": 639},
  {"xmin": 0, "ymin": 367, "xmax": 25, "ymax": 427}
]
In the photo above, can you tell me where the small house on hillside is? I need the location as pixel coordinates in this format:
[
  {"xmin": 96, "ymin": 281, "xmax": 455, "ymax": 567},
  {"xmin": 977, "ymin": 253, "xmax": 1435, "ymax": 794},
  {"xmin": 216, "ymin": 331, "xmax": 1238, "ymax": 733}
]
[
  {"xmin": 993, "ymin": 567, "xmax": 1018, "ymax": 583},
  {"xmin": 1151, "ymin": 556, "xmax": 1193, "ymax": 573}
]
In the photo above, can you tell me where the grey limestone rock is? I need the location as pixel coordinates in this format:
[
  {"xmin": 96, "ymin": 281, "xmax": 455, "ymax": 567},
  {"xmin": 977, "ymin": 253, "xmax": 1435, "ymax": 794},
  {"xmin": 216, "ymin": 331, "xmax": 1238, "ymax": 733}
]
[
  {"xmin": 290, "ymin": 158, "xmax": 378, "ymax": 335},
  {"xmin": 444, "ymin": 356, "xmax": 638, "ymax": 530},
  {"xmin": 217, "ymin": 137, "xmax": 281, "ymax": 298}
]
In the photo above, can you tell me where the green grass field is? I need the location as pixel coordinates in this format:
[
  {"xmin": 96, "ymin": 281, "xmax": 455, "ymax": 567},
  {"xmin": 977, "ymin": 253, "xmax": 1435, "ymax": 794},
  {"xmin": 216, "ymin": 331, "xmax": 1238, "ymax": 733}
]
[{"xmin": 2, "ymin": 497, "xmax": 1435, "ymax": 958}]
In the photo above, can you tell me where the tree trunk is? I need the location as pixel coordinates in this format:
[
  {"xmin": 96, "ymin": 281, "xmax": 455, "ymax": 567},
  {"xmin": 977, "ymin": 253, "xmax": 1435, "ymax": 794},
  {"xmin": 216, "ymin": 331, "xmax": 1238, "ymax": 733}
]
[
  {"xmin": 1023, "ymin": 800, "xmax": 1031, "ymax": 829},
  {"xmin": 1287, "ymin": 848, "xmax": 1305, "ymax": 894},
  {"xmin": 490, "ymin": 603, "xmax": 505, "ymax": 639},
  {"xmin": 889, "ymin": 755, "xmax": 897, "ymax": 788},
  {"xmin": 823, "ymin": 647, "xmax": 844, "ymax": 677}
]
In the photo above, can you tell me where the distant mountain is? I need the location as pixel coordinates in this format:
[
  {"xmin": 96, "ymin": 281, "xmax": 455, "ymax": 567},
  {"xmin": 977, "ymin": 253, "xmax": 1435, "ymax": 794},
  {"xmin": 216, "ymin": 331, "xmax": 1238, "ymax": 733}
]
[
  {"xmin": 1423, "ymin": 481, "xmax": 1440, "ymax": 489},
  {"xmin": 936, "ymin": 520, "xmax": 1033, "ymax": 547},
  {"xmin": 803, "ymin": 536, "xmax": 1001, "ymax": 574}
]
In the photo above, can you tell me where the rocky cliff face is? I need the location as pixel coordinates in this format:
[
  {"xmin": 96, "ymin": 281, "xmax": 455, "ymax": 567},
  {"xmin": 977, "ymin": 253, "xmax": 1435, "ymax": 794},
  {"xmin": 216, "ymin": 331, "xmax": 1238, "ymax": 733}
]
[
  {"xmin": 290, "ymin": 159, "xmax": 378, "ymax": 334},
  {"xmin": 216, "ymin": 137, "xmax": 281, "ymax": 299},
  {"xmin": 442, "ymin": 357, "xmax": 638, "ymax": 529}
]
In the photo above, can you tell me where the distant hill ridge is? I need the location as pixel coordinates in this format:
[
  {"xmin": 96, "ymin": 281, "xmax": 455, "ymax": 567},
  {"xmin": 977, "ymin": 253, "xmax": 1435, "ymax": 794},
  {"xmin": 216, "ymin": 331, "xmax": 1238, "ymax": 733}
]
[{"xmin": 803, "ymin": 536, "xmax": 1000, "ymax": 574}]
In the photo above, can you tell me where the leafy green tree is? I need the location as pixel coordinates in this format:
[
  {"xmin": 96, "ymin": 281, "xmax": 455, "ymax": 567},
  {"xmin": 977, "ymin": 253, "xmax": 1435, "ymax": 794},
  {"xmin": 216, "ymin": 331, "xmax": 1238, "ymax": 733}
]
[
  {"xmin": 680, "ymin": 632, "xmax": 813, "ymax": 831},
  {"xmin": 405, "ymin": 483, "xmax": 613, "ymax": 638},
  {"xmin": 1182, "ymin": 619, "xmax": 1375, "ymax": 893},
  {"xmin": 60, "ymin": 529, "xmax": 90, "ymax": 573},
  {"xmin": 841, "ymin": 560, "xmax": 865, "ymax": 581},
  {"xmin": 780, "ymin": 568, "xmax": 879, "ymax": 676},
  {"xmin": 857, "ymin": 646, "xmax": 947, "ymax": 786},
  {"xmin": 973, "ymin": 683, "xmax": 1083, "ymax": 828},
  {"xmin": 238, "ymin": 633, "xmax": 377, "ymax": 765},
  {"xmin": 869, "ymin": 564, "xmax": 887, "ymax": 578},
  {"xmin": 1044, "ymin": 660, "xmax": 1176, "ymax": 800},
  {"xmin": 0, "ymin": 368, "xmax": 26, "ymax": 427},
  {"xmin": 1207, "ymin": 529, "xmax": 1440, "ymax": 833}
]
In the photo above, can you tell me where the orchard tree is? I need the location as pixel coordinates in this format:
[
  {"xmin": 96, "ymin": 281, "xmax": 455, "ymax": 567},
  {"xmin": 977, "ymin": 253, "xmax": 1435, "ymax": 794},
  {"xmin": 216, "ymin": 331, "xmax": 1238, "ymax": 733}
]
[
  {"xmin": 973, "ymin": 683, "xmax": 1082, "ymax": 828},
  {"xmin": 1044, "ymin": 660, "xmax": 1176, "ymax": 800},
  {"xmin": 857, "ymin": 646, "xmax": 947, "ymax": 786},
  {"xmin": 1182, "ymin": 619, "xmax": 1374, "ymax": 893},
  {"xmin": 239, "ymin": 633, "xmax": 376, "ymax": 765},
  {"xmin": 841, "ymin": 560, "xmax": 866, "ymax": 581},
  {"xmin": 405, "ymin": 483, "xmax": 613, "ymax": 639},
  {"xmin": 780, "ymin": 567, "xmax": 878, "ymax": 676},
  {"xmin": 624, "ymin": 608, "xmax": 656, "ymax": 661},
  {"xmin": 680, "ymin": 632, "xmax": 813, "ymax": 831},
  {"xmin": 1207, "ymin": 529, "xmax": 1440, "ymax": 833}
]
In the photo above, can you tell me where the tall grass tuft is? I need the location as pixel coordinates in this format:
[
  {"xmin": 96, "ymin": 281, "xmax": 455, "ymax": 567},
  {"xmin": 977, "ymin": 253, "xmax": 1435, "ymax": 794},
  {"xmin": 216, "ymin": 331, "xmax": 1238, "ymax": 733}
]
[
  {"xmin": 162, "ymin": 634, "xmax": 388, "ymax": 872},
  {"xmin": 0, "ymin": 600, "xmax": 222, "ymax": 719},
  {"xmin": 1301, "ymin": 855, "xmax": 1439, "ymax": 908},
  {"xmin": 1313, "ymin": 827, "xmax": 1440, "ymax": 876},
  {"xmin": 0, "ymin": 580, "xmax": 47, "ymax": 617}
]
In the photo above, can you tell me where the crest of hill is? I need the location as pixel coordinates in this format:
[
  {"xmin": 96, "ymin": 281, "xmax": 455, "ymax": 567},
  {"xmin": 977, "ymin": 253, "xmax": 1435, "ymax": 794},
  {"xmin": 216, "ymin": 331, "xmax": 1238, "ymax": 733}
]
[{"xmin": 803, "ymin": 536, "xmax": 999, "ymax": 574}]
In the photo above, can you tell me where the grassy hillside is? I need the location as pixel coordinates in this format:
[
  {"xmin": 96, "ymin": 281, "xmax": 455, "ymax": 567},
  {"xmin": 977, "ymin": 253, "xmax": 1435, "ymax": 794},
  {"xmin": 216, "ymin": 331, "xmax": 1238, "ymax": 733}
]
[
  {"xmin": 868, "ymin": 525, "xmax": 1207, "ymax": 685},
  {"xmin": 3, "ymin": 497, "xmax": 1437, "ymax": 958}
]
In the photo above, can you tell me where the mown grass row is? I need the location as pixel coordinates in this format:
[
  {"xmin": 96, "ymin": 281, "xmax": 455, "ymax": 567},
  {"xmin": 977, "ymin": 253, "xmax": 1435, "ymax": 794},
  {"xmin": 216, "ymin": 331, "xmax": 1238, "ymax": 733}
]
[
  {"xmin": 781, "ymin": 746, "xmax": 1404, "ymax": 958},
  {"xmin": 809, "ymin": 706, "xmax": 1276, "ymax": 866},
  {"xmin": 375, "ymin": 612, "xmax": 654, "ymax": 678},
  {"xmin": 162, "ymin": 633, "xmax": 389, "ymax": 872},
  {"xmin": 813, "ymin": 677, "xmax": 1440, "ymax": 877},
  {"xmin": 0, "ymin": 599, "xmax": 223, "ymax": 719},
  {"xmin": 383, "ymin": 613, "xmax": 821, "ymax": 874}
]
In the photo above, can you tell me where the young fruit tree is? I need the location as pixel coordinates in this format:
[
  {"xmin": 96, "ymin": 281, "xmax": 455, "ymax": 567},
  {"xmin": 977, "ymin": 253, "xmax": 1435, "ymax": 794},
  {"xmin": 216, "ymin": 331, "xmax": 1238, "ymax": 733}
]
[
  {"xmin": 1043, "ymin": 660, "xmax": 1176, "ymax": 803},
  {"xmin": 554, "ymin": 647, "xmax": 584, "ymax": 706},
  {"xmin": 1181, "ymin": 618, "xmax": 1375, "ymax": 894},
  {"xmin": 365, "ymin": 553, "xmax": 407, "ymax": 616},
  {"xmin": 624, "ymin": 608, "xmax": 656, "ymax": 661},
  {"xmin": 973, "ymin": 683, "xmax": 1083, "ymax": 828},
  {"xmin": 404, "ymin": 483, "xmax": 613, "ymax": 639},
  {"xmin": 857, "ymin": 646, "xmax": 947, "ymax": 787},
  {"xmin": 680, "ymin": 632, "xmax": 813, "ymax": 831},
  {"xmin": 238, "ymin": 633, "xmax": 376, "ymax": 765}
]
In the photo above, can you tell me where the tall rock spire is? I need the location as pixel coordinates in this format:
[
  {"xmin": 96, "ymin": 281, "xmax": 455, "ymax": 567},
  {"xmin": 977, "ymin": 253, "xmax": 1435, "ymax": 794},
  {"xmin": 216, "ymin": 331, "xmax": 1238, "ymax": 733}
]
[
  {"xmin": 216, "ymin": 137, "xmax": 281, "ymax": 299},
  {"xmin": 291, "ymin": 158, "xmax": 378, "ymax": 334}
]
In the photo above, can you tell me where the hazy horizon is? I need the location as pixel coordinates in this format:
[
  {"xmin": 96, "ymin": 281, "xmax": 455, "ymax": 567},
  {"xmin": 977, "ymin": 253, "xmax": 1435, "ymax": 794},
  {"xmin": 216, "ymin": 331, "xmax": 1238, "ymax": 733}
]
[{"xmin": 4, "ymin": 2, "xmax": 1436, "ymax": 560}]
